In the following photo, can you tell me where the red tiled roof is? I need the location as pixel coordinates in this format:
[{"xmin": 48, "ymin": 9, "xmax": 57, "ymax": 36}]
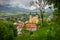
[
  {"xmin": 26, "ymin": 24, "xmax": 37, "ymax": 28},
  {"xmin": 17, "ymin": 23, "xmax": 23, "ymax": 28}
]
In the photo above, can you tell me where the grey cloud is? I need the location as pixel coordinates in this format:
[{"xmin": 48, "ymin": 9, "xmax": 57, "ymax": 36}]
[{"xmin": 0, "ymin": 0, "xmax": 10, "ymax": 5}]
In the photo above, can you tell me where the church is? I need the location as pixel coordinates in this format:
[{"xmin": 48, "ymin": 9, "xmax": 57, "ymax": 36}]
[{"xmin": 29, "ymin": 12, "xmax": 39, "ymax": 24}]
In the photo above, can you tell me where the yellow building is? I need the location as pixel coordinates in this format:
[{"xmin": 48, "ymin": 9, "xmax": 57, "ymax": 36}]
[{"xmin": 29, "ymin": 13, "xmax": 39, "ymax": 24}]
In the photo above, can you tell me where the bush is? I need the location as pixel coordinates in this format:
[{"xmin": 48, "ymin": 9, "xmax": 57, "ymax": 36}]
[{"xmin": 0, "ymin": 21, "xmax": 17, "ymax": 40}]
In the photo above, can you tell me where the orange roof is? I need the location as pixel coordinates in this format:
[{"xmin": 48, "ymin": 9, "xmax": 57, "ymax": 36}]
[
  {"xmin": 17, "ymin": 23, "xmax": 23, "ymax": 28},
  {"xmin": 26, "ymin": 24, "xmax": 37, "ymax": 28}
]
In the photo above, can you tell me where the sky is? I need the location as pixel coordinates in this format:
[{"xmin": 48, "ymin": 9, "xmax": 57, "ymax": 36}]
[
  {"xmin": 0, "ymin": 0, "xmax": 54, "ymax": 12},
  {"xmin": 0, "ymin": 0, "xmax": 54, "ymax": 20},
  {"xmin": 0, "ymin": 0, "xmax": 39, "ymax": 10}
]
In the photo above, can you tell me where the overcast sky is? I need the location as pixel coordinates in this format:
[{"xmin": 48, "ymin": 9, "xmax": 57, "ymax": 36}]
[
  {"xmin": 0, "ymin": 0, "xmax": 54, "ymax": 12},
  {"xmin": 0, "ymin": 0, "xmax": 39, "ymax": 10}
]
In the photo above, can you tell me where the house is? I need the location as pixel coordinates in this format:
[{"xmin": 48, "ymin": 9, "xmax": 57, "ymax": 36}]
[
  {"xmin": 17, "ymin": 23, "xmax": 23, "ymax": 35},
  {"xmin": 26, "ymin": 24, "xmax": 37, "ymax": 31}
]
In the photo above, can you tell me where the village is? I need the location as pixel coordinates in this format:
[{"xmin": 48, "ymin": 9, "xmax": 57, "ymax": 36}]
[
  {"xmin": 13, "ymin": 12, "xmax": 40, "ymax": 35},
  {"xmin": 13, "ymin": 12, "xmax": 50, "ymax": 35}
]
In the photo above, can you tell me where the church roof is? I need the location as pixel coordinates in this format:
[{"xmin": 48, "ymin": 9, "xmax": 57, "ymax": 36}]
[{"xmin": 26, "ymin": 24, "xmax": 37, "ymax": 28}]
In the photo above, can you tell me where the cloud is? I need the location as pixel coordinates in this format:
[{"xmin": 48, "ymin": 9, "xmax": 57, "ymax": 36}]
[
  {"xmin": 0, "ymin": 0, "xmax": 38, "ymax": 10},
  {"xmin": 9, "ymin": 0, "xmax": 38, "ymax": 10},
  {"xmin": 0, "ymin": 0, "xmax": 54, "ymax": 11},
  {"xmin": 0, "ymin": 0, "xmax": 10, "ymax": 4}
]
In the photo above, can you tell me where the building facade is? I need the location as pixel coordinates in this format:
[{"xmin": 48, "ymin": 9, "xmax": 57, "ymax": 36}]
[{"xmin": 29, "ymin": 13, "xmax": 39, "ymax": 24}]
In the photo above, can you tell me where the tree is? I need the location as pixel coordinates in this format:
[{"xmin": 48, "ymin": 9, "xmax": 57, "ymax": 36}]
[
  {"xmin": 47, "ymin": 0, "xmax": 60, "ymax": 25},
  {"xmin": 47, "ymin": 0, "xmax": 60, "ymax": 11},
  {"xmin": 47, "ymin": 0, "xmax": 60, "ymax": 40},
  {"xmin": 0, "ymin": 21, "xmax": 17, "ymax": 40}
]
